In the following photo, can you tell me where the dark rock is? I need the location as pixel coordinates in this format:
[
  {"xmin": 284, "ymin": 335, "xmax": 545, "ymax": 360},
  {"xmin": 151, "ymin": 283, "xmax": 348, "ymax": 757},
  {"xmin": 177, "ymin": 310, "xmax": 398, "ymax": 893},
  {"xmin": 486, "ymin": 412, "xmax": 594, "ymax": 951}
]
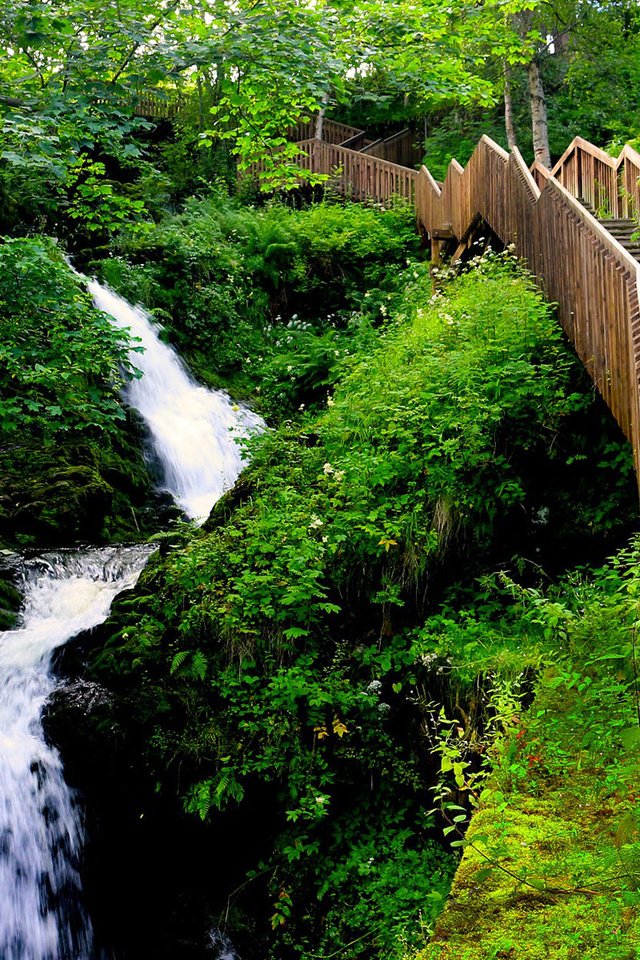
[
  {"xmin": 44, "ymin": 681, "xmax": 112, "ymax": 747},
  {"xmin": 0, "ymin": 550, "xmax": 24, "ymax": 629}
]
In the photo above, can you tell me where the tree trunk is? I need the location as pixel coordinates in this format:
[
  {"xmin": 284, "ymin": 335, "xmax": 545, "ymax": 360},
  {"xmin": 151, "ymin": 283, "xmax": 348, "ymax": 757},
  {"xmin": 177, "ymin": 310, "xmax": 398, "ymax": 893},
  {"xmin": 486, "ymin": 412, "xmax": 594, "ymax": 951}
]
[
  {"xmin": 315, "ymin": 90, "xmax": 330, "ymax": 141},
  {"xmin": 527, "ymin": 58, "xmax": 551, "ymax": 168},
  {"xmin": 503, "ymin": 65, "xmax": 517, "ymax": 149}
]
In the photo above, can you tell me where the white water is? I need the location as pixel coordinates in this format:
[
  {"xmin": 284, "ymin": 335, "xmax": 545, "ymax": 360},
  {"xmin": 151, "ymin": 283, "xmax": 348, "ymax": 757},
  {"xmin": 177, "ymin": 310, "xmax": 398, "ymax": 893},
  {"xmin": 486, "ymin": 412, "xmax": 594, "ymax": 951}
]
[
  {"xmin": 208, "ymin": 929, "xmax": 239, "ymax": 959},
  {"xmin": 0, "ymin": 545, "xmax": 151, "ymax": 960},
  {"xmin": 88, "ymin": 280, "xmax": 264, "ymax": 522},
  {"xmin": 0, "ymin": 281, "xmax": 264, "ymax": 960},
  {"xmin": 1, "ymin": 276, "xmax": 263, "ymax": 956}
]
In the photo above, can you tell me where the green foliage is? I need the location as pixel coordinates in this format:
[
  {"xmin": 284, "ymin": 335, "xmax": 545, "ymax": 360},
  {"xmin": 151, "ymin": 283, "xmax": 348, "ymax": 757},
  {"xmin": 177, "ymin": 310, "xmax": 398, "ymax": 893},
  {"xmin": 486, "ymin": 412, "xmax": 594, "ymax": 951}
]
[
  {"xmin": 104, "ymin": 196, "xmax": 420, "ymax": 413},
  {"xmin": 417, "ymin": 538, "xmax": 640, "ymax": 959},
  {"xmin": 0, "ymin": 574, "xmax": 21, "ymax": 630},
  {"xmin": 0, "ymin": 237, "xmax": 131, "ymax": 438},
  {"xmin": 422, "ymin": 113, "xmax": 509, "ymax": 181},
  {"xmin": 0, "ymin": 237, "xmax": 151, "ymax": 544},
  {"xmin": 417, "ymin": 2, "xmax": 640, "ymax": 174},
  {"xmin": 87, "ymin": 252, "xmax": 637, "ymax": 958},
  {"xmin": 0, "ymin": 96, "xmax": 155, "ymax": 240}
]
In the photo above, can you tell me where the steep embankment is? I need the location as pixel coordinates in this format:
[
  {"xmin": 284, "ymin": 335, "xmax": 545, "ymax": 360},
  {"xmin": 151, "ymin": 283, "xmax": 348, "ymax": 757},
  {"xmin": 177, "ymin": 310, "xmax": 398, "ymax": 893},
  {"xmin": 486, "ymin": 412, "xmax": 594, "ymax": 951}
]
[
  {"xmin": 0, "ymin": 238, "xmax": 155, "ymax": 549},
  {"xmin": 4, "ymin": 201, "xmax": 638, "ymax": 958}
]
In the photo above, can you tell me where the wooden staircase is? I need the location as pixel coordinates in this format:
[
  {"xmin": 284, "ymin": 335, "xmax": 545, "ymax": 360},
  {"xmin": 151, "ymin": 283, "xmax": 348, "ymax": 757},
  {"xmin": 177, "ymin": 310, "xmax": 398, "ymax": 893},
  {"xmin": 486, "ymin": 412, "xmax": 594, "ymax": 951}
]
[
  {"xmin": 287, "ymin": 118, "xmax": 422, "ymax": 169},
  {"xmin": 580, "ymin": 200, "xmax": 640, "ymax": 263},
  {"xmin": 602, "ymin": 219, "xmax": 640, "ymax": 262},
  {"xmin": 286, "ymin": 125, "xmax": 640, "ymax": 487},
  {"xmin": 415, "ymin": 137, "xmax": 640, "ymax": 483}
]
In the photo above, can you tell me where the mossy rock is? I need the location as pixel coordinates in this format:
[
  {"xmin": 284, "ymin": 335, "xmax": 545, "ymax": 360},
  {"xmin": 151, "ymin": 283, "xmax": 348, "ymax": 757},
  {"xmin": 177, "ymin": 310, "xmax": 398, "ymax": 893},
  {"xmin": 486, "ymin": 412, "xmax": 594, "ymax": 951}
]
[{"xmin": 0, "ymin": 572, "xmax": 21, "ymax": 629}]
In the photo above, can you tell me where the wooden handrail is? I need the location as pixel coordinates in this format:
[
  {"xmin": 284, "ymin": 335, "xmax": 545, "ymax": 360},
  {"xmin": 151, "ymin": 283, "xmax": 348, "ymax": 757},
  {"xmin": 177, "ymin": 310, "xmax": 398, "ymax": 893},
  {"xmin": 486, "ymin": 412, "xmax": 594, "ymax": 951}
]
[
  {"xmin": 416, "ymin": 135, "xmax": 640, "ymax": 483},
  {"xmin": 540, "ymin": 136, "xmax": 640, "ymax": 219},
  {"xmin": 259, "ymin": 123, "xmax": 640, "ymax": 483},
  {"xmin": 287, "ymin": 117, "xmax": 365, "ymax": 146},
  {"xmin": 293, "ymin": 138, "xmax": 418, "ymax": 205},
  {"xmin": 359, "ymin": 128, "xmax": 421, "ymax": 168},
  {"xmin": 550, "ymin": 136, "xmax": 618, "ymax": 176}
]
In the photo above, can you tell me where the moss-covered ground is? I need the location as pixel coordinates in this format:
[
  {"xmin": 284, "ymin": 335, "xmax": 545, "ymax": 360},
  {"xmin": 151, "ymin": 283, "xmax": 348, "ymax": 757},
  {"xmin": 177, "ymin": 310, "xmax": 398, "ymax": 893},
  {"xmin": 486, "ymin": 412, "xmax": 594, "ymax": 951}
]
[{"xmin": 419, "ymin": 558, "xmax": 640, "ymax": 960}]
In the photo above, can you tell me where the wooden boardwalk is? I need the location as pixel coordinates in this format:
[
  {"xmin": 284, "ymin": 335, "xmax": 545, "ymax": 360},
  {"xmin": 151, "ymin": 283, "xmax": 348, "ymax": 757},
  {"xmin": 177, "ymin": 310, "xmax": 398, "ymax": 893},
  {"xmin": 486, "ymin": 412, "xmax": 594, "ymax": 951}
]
[
  {"xmin": 287, "ymin": 126, "xmax": 640, "ymax": 482},
  {"xmin": 137, "ymin": 99, "xmax": 640, "ymax": 478}
]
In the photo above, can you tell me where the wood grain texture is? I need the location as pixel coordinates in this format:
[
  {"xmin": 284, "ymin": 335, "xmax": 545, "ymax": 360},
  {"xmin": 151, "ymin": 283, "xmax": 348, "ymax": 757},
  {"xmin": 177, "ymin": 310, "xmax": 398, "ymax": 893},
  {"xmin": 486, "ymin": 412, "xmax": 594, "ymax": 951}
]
[{"xmin": 292, "ymin": 138, "xmax": 419, "ymax": 204}]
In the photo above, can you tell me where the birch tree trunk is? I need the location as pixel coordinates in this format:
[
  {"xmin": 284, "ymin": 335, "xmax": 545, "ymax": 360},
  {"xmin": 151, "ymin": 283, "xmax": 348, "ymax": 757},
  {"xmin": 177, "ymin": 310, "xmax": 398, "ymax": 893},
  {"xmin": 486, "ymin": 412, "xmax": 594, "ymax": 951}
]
[
  {"xmin": 503, "ymin": 64, "xmax": 517, "ymax": 149},
  {"xmin": 527, "ymin": 58, "xmax": 551, "ymax": 167},
  {"xmin": 315, "ymin": 91, "xmax": 330, "ymax": 141}
]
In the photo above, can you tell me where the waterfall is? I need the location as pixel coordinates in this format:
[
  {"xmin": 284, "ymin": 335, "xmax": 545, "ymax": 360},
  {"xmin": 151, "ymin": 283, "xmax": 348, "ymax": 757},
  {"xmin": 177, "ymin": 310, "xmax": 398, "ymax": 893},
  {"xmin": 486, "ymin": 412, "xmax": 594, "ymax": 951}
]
[
  {"xmin": 0, "ymin": 545, "xmax": 151, "ymax": 960},
  {"xmin": 1, "ymin": 274, "xmax": 264, "ymax": 955},
  {"xmin": 208, "ymin": 928, "xmax": 240, "ymax": 959},
  {"xmin": 88, "ymin": 280, "xmax": 264, "ymax": 522}
]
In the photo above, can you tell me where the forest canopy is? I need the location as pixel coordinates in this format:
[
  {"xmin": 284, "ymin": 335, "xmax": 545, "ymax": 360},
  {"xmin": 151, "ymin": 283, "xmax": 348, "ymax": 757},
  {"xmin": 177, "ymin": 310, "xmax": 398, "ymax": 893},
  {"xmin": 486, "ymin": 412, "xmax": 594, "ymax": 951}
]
[{"xmin": 2, "ymin": 0, "xmax": 637, "ymax": 212}]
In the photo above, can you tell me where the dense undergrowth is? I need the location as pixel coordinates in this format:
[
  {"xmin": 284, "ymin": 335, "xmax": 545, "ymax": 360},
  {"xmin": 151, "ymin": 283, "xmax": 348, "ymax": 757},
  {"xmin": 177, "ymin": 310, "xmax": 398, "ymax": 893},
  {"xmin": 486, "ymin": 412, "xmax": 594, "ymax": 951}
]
[
  {"xmin": 1, "ymin": 4, "xmax": 640, "ymax": 957},
  {"xmin": 2, "ymin": 177, "xmax": 638, "ymax": 958},
  {"xmin": 98, "ymin": 195, "xmax": 419, "ymax": 414},
  {"xmin": 0, "ymin": 199, "xmax": 417, "ymax": 548},
  {"xmin": 84, "ymin": 250, "xmax": 638, "ymax": 959}
]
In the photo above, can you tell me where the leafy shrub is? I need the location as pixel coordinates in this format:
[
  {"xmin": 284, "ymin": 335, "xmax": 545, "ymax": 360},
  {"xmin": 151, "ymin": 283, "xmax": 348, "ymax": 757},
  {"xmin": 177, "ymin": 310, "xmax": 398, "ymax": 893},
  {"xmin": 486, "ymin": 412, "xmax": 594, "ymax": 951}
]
[
  {"xmin": 0, "ymin": 101, "xmax": 157, "ymax": 242},
  {"xmin": 416, "ymin": 539, "xmax": 640, "ymax": 960},
  {"xmin": 103, "ymin": 195, "xmax": 420, "ymax": 409}
]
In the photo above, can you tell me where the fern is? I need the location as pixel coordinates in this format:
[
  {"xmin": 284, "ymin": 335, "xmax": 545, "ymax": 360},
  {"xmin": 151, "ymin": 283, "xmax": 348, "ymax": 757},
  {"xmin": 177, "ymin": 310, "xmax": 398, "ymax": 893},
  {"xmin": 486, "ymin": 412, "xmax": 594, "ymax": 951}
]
[
  {"xmin": 170, "ymin": 649, "xmax": 191, "ymax": 675},
  {"xmin": 191, "ymin": 650, "xmax": 208, "ymax": 680}
]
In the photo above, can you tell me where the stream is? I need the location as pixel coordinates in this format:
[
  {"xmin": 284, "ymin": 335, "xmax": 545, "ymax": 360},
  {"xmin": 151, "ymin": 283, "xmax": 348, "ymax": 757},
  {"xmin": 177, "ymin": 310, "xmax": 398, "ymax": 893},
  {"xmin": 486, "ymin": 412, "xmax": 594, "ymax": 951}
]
[{"xmin": 0, "ymin": 278, "xmax": 263, "ymax": 958}]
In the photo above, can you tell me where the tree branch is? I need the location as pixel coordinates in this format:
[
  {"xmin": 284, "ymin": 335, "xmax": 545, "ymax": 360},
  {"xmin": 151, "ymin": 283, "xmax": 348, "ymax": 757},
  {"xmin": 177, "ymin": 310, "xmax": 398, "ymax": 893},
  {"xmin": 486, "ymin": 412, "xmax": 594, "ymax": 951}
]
[{"xmin": 110, "ymin": 0, "xmax": 183, "ymax": 85}]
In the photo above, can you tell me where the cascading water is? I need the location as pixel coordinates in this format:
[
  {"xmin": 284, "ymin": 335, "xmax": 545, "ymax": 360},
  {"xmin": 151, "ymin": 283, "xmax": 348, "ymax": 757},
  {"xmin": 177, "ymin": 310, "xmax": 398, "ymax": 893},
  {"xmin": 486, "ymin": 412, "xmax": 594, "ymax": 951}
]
[
  {"xmin": 88, "ymin": 280, "xmax": 264, "ymax": 522},
  {"xmin": 1, "ymin": 273, "xmax": 264, "ymax": 956},
  {"xmin": 0, "ymin": 545, "xmax": 151, "ymax": 959}
]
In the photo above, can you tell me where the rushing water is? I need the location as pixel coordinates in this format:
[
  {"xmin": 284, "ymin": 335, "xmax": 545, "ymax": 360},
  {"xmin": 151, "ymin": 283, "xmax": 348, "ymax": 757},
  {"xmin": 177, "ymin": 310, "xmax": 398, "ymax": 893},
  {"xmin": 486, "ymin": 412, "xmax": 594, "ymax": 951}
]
[
  {"xmin": 208, "ymin": 929, "xmax": 240, "ymax": 959},
  {"xmin": 0, "ymin": 546, "xmax": 151, "ymax": 959},
  {"xmin": 1, "ymin": 275, "xmax": 264, "ymax": 957},
  {"xmin": 88, "ymin": 280, "xmax": 264, "ymax": 522}
]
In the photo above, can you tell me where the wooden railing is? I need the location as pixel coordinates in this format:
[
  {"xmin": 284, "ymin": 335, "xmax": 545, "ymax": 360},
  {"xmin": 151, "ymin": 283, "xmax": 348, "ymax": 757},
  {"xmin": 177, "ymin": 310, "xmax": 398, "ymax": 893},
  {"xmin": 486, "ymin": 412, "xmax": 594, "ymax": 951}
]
[
  {"xmin": 253, "ymin": 120, "xmax": 640, "ymax": 484},
  {"xmin": 286, "ymin": 117, "xmax": 365, "ymax": 146},
  {"xmin": 295, "ymin": 139, "xmax": 418, "ymax": 205},
  {"xmin": 255, "ymin": 122, "xmax": 640, "ymax": 483},
  {"xmin": 416, "ymin": 135, "xmax": 640, "ymax": 480},
  {"xmin": 131, "ymin": 91, "xmax": 185, "ymax": 118},
  {"xmin": 360, "ymin": 128, "xmax": 421, "ymax": 168},
  {"xmin": 531, "ymin": 136, "xmax": 640, "ymax": 220}
]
